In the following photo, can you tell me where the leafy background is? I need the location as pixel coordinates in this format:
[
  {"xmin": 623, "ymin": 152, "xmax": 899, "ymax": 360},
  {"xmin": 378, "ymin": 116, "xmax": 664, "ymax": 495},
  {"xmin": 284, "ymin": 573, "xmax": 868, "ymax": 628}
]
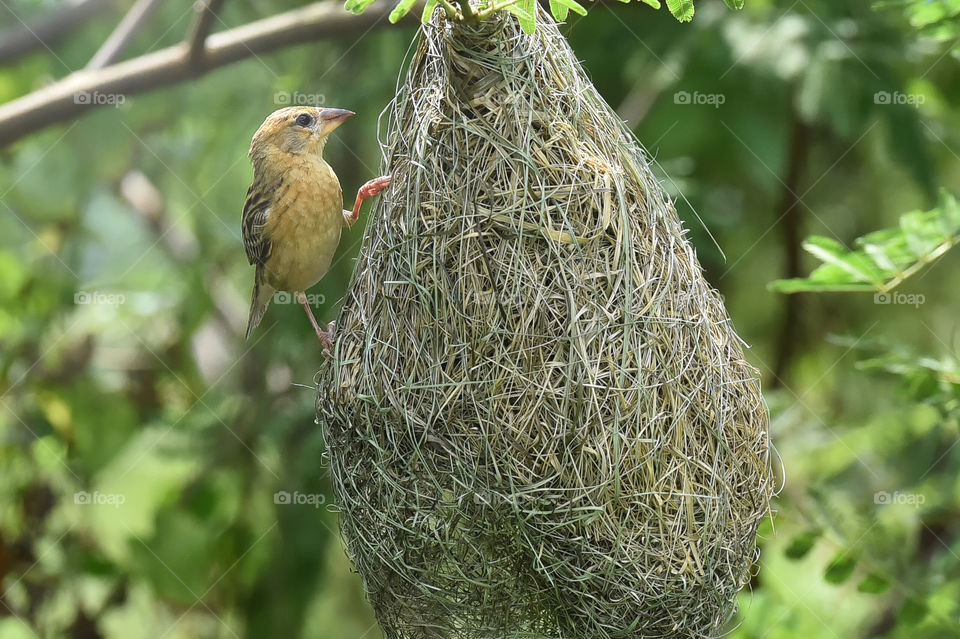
[{"xmin": 1, "ymin": 0, "xmax": 960, "ymax": 637}]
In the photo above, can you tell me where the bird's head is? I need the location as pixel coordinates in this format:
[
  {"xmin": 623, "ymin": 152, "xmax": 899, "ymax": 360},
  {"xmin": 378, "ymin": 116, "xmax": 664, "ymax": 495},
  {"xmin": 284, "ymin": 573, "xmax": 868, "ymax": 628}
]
[{"xmin": 249, "ymin": 106, "xmax": 354, "ymax": 161}]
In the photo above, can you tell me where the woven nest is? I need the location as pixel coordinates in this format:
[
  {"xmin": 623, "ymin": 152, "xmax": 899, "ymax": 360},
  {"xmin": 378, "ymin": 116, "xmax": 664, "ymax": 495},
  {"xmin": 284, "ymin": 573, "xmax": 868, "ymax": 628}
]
[{"xmin": 318, "ymin": 9, "xmax": 772, "ymax": 639}]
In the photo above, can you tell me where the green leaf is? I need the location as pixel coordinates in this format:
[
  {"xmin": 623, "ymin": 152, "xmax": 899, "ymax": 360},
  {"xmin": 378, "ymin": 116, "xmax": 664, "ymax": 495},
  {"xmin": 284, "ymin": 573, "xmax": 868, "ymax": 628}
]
[
  {"xmin": 421, "ymin": 0, "xmax": 439, "ymax": 22},
  {"xmin": 768, "ymin": 277, "xmax": 876, "ymax": 294},
  {"xmin": 784, "ymin": 529, "xmax": 821, "ymax": 560},
  {"xmin": 506, "ymin": 0, "xmax": 537, "ymax": 33},
  {"xmin": 802, "ymin": 236, "xmax": 885, "ymax": 284},
  {"xmin": 824, "ymin": 551, "xmax": 857, "ymax": 585},
  {"xmin": 940, "ymin": 189, "xmax": 960, "ymax": 220},
  {"xmin": 861, "ymin": 243, "xmax": 898, "ymax": 272},
  {"xmin": 898, "ymin": 597, "xmax": 929, "ymax": 625},
  {"xmin": 770, "ymin": 191, "xmax": 960, "ymax": 294},
  {"xmin": 549, "ymin": 0, "xmax": 569, "ymax": 20},
  {"xmin": 389, "ymin": 0, "xmax": 419, "ymax": 22},
  {"xmin": 723, "ymin": 0, "xmax": 744, "ymax": 8},
  {"xmin": 857, "ymin": 573, "xmax": 892, "ymax": 594},
  {"xmin": 666, "ymin": 0, "xmax": 694, "ymax": 21},
  {"xmin": 344, "ymin": 0, "xmax": 378, "ymax": 14},
  {"xmin": 855, "ymin": 347, "xmax": 960, "ymax": 387},
  {"xmin": 639, "ymin": 0, "xmax": 661, "ymax": 7},
  {"xmin": 901, "ymin": 209, "xmax": 946, "ymax": 256},
  {"xmin": 549, "ymin": 0, "xmax": 588, "ymax": 20}
]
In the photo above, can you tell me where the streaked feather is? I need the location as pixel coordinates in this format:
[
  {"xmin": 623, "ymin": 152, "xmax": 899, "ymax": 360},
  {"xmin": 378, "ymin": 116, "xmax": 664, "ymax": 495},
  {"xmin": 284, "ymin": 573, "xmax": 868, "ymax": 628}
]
[
  {"xmin": 241, "ymin": 176, "xmax": 279, "ymax": 267},
  {"xmin": 245, "ymin": 271, "xmax": 276, "ymax": 340}
]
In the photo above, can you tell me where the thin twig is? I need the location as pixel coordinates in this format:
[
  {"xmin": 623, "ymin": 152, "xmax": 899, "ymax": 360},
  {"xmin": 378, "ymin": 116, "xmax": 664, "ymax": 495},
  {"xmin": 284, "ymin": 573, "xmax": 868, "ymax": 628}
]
[
  {"xmin": 436, "ymin": 0, "xmax": 460, "ymax": 19},
  {"xmin": 456, "ymin": 0, "xmax": 477, "ymax": 23},
  {"xmin": 187, "ymin": 0, "xmax": 227, "ymax": 68},
  {"xmin": 771, "ymin": 115, "xmax": 811, "ymax": 387},
  {"xmin": 475, "ymin": 0, "xmax": 522, "ymax": 20},
  {"xmin": 87, "ymin": 0, "xmax": 167, "ymax": 69},
  {"xmin": 880, "ymin": 237, "xmax": 958, "ymax": 292},
  {"xmin": 0, "ymin": 0, "xmax": 400, "ymax": 148}
]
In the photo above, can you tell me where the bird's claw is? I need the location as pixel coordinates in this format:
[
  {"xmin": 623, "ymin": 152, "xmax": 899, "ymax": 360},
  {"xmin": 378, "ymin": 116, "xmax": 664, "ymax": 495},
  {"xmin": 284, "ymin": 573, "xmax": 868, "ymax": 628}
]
[
  {"xmin": 348, "ymin": 176, "xmax": 392, "ymax": 227},
  {"xmin": 359, "ymin": 175, "xmax": 392, "ymax": 199},
  {"xmin": 318, "ymin": 321, "xmax": 336, "ymax": 358}
]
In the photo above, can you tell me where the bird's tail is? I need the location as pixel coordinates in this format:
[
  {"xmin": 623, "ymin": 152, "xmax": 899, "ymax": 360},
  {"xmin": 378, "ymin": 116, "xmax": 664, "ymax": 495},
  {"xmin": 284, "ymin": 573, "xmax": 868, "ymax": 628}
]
[{"xmin": 245, "ymin": 272, "xmax": 275, "ymax": 340}]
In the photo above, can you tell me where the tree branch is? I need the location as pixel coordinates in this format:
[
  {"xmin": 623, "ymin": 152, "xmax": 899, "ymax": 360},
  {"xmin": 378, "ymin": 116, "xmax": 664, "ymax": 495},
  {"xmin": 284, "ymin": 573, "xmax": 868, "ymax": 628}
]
[
  {"xmin": 0, "ymin": 0, "xmax": 396, "ymax": 148},
  {"xmin": 771, "ymin": 114, "xmax": 812, "ymax": 387},
  {"xmin": 187, "ymin": 0, "xmax": 227, "ymax": 68},
  {"xmin": 0, "ymin": 0, "xmax": 114, "ymax": 66},
  {"xmin": 87, "ymin": 0, "xmax": 167, "ymax": 70},
  {"xmin": 456, "ymin": 0, "xmax": 477, "ymax": 24}
]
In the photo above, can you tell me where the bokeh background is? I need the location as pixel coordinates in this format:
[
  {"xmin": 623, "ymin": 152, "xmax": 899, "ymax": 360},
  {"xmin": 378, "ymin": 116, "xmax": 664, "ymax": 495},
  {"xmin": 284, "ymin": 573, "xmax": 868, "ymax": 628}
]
[{"xmin": 2, "ymin": 0, "xmax": 959, "ymax": 637}]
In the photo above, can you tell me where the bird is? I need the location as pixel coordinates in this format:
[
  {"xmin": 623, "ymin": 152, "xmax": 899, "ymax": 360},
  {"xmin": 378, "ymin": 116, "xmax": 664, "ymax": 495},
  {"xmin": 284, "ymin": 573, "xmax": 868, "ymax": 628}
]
[{"xmin": 241, "ymin": 106, "xmax": 390, "ymax": 352}]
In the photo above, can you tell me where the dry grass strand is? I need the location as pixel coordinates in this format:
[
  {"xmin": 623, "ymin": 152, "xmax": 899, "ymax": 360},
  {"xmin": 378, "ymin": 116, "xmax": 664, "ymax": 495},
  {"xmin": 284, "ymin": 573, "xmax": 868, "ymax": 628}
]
[{"xmin": 318, "ymin": 10, "xmax": 773, "ymax": 638}]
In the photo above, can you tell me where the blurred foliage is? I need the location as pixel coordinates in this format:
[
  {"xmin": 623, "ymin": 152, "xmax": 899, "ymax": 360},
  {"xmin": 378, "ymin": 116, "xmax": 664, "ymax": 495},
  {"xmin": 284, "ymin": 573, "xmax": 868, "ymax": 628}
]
[
  {"xmin": 878, "ymin": 0, "xmax": 960, "ymax": 42},
  {"xmin": 770, "ymin": 189, "xmax": 960, "ymax": 292},
  {"xmin": 1, "ymin": 0, "xmax": 959, "ymax": 638}
]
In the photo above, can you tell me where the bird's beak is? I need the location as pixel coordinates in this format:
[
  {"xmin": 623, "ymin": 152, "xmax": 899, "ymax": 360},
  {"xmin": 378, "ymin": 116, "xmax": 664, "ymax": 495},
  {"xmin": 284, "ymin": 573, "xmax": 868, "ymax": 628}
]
[{"xmin": 319, "ymin": 108, "xmax": 354, "ymax": 134}]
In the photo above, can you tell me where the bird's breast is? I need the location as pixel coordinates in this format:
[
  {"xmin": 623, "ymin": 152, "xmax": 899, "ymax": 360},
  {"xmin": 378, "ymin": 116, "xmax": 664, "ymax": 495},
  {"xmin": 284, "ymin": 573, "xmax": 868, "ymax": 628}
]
[{"xmin": 263, "ymin": 159, "xmax": 345, "ymax": 293}]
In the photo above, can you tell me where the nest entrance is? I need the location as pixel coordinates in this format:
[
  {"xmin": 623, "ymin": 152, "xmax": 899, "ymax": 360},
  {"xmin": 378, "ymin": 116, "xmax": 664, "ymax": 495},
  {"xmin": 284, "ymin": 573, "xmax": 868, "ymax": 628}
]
[{"xmin": 319, "ymin": 10, "xmax": 772, "ymax": 639}]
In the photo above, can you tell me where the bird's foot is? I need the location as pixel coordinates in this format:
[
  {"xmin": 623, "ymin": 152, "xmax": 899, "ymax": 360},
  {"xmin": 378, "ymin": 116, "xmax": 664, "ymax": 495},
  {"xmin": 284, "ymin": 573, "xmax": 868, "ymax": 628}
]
[
  {"xmin": 298, "ymin": 291, "xmax": 335, "ymax": 357},
  {"xmin": 359, "ymin": 175, "xmax": 392, "ymax": 199},
  {"xmin": 348, "ymin": 175, "xmax": 392, "ymax": 226},
  {"xmin": 316, "ymin": 321, "xmax": 336, "ymax": 358}
]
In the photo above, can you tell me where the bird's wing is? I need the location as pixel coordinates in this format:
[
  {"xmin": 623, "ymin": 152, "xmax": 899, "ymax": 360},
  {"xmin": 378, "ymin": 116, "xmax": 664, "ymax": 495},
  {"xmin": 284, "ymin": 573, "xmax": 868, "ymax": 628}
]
[{"xmin": 241, "ymin": 181, "xmax": 273, "ymax": 267}]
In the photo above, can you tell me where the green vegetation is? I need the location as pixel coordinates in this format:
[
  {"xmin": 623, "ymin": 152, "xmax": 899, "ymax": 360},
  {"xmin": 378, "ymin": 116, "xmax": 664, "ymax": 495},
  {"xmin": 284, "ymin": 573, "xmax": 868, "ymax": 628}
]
[
  {"xmin": 346, "ymin": 0, "xmax": 730, "ymax": 31},
  {"xmin": 770, "ymin": 191, "xmax": 960, "ymax": 293},
  {"xmin": 1, "ymin": 0, "xmax": 959, "ymax": 637}
]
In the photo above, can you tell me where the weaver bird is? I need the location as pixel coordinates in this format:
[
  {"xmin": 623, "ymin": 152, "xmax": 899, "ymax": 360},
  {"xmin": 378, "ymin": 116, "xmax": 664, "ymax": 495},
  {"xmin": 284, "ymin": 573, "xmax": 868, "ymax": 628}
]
[{"xmin": 241, "ymin": 106, "xmax": 390, "ymax": 351}]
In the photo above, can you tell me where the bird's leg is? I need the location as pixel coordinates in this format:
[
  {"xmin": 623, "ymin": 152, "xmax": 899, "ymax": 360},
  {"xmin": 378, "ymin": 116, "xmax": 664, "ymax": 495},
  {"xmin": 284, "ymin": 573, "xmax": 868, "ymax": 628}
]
[
  {"xmin": 297, "ymin": 291, "xmax": 335, "ymax": 356},
  {"xmin": 345, "ymin": 175, "xmax": 392, "ymax": 227}
]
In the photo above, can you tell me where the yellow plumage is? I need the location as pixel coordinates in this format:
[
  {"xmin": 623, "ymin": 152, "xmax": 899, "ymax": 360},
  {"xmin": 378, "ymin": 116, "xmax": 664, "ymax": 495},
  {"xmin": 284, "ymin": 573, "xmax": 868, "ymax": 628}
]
[
  {"xmin": 262, "ymin": 156, "xmax": 343, "ymax": 292},
  {"xmin": 240, "ymin": 105, "xmax": 390, "ymax": 346}
]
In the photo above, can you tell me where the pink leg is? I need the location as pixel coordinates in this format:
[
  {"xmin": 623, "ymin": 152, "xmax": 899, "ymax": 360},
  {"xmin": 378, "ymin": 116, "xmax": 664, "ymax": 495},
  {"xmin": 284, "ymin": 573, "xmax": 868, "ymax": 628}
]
[
  {"xmin": 346, "ymin": 175, "xmax": 392, "ymax": 227},
  {"xmin": 297, "ymin": 291, "xmax": 335, "ymax": 356}
]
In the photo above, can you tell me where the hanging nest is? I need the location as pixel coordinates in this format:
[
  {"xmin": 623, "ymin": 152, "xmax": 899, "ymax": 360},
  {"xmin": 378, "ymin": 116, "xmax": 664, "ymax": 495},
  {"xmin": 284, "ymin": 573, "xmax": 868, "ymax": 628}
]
[{"xmin": 318, "ymin": 8, "xmax": 772, "ymax": 639}]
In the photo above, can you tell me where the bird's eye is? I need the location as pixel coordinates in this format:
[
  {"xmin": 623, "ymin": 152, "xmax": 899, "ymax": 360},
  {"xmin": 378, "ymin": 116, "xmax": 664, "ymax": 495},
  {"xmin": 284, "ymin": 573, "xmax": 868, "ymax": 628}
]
[{"xmin": 295, "ymin": 113, "xmax": 313, "ymax": 127}]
